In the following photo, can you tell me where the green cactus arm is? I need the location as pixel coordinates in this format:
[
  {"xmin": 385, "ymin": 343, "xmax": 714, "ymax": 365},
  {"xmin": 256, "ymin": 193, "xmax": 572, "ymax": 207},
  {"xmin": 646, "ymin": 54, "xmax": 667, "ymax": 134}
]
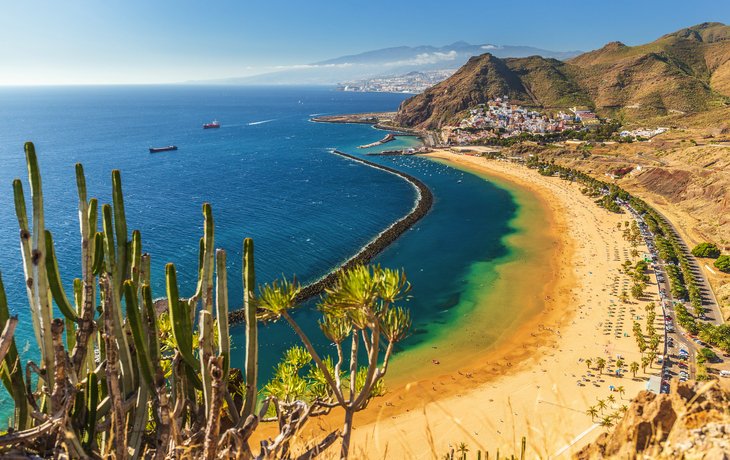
[
  {"xmin": 44, "ymin": 230, "xmax": 80, "ymax": 322},
  {"xmin": 165, "ymin": 263, "xmax": 200, "ymax": 371},
  {"xmin": 73, "ymin": 278, "xmax": 82, "ymax": 315},
  {"xmin": 25, "ymin": 142, "xmax": 55, "ymax": 391},
  {"xmin": 241, "ymin": 238, "xmax": 258, "ymax": 419},
  {"xmin": 194, "ymin": 237, "xmax": 205, "ymax": 300},
  {"xmin": 0, "ymin": 269, "xmax": 29, "ymax": 430},
  {"xmin": 111, "ymin": 170, "xmax": 128, "ymax": 294},
  {"xmin": 215, "ymin": 249, "xmax": 230, "ymax": 382},
  {"xmin": 75, "ymin": 164, "xmax": 93, "ymax": 288},
  {"xmin": 128, "ymin": 378, "xmax": 150, "ymax": 459},
  {"xmin": 124, "ymin": 281, "xmax": 155, "ymax": 394},
  {"xmin": 12, "ymin": 179, "xmax": 44, "ymax": 358},
  {"xmin": 142, "ymin": 285, "xmax": 160, "ymax": 366},
  {"xmin": 184, "ymin": 362, "xmax": 204, "ymax": 391},
  {"xmin": 91, "ymin": 232, "xmax": 105, "ymax": 276},
  {"xmin": 201, "ymin": 203, "xmax": 215, "ymax": 314},
  {"xmin": 199, "ymin": 310, "xmax": 214, "ymax": 414},
  {"xmin": 82, "ymin": 372, "xmax": 98, "ymax": 452},
  {"xmin": 130, "ymin": 230, "xmax": 142, "ymax": 289},
  {"xmin": 88, "ymin": 198, "xmax": 98, "ymax": 234},
  {"xmin": 102, "ymin": 204, "xmax": 135, "ymax": 396}
]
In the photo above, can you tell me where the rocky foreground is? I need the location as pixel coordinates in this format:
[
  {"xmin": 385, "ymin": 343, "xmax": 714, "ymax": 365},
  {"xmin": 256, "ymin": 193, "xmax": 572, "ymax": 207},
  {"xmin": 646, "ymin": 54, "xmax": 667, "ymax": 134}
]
[{"xmin": 575, "ymin": 380, "xmax": 730, "ymax": 460}]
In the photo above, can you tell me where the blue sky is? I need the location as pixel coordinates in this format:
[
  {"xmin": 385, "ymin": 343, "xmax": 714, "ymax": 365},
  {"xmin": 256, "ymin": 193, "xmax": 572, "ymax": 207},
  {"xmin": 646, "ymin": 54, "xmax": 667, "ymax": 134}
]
[{"xmin": 1, "ymin": 0, "xmax": 728, "ymax": 85}]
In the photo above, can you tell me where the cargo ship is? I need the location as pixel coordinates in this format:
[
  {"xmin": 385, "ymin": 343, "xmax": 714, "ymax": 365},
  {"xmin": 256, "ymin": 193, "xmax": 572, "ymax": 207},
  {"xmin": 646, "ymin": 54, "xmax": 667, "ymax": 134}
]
[
  {"xmin": 203, "ymin": 120, "xmax": 220, "ymax": 129},
  {"xmin": 149, "ymin": 146, "xmax": 178, "ymax": 153}
]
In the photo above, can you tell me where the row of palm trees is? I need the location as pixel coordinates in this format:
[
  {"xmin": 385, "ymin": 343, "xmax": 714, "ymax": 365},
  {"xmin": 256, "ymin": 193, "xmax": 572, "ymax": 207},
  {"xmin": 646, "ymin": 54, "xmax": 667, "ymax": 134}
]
[{"xmin": 586, "ymin": 390, "xmax": 630, "ymax": 431}]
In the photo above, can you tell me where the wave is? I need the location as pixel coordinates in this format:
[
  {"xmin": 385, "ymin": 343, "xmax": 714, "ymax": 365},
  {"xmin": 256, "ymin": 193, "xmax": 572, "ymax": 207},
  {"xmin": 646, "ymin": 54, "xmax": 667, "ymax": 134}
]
[{"xmin": 248, "ymin": 119, "xmax": 277, "ymax": 125}]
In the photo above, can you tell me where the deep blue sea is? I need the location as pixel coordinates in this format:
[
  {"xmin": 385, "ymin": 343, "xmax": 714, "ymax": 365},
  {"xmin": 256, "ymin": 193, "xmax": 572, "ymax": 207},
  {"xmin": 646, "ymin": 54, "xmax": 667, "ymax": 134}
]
[{"xmin": 0, "ymin": 86, "xmax": 517, "ymax": 416}]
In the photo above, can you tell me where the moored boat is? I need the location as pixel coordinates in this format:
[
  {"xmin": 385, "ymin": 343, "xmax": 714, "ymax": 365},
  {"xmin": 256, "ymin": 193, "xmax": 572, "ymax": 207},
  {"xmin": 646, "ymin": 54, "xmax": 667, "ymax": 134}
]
[
  {"xmin": 203, "ymin": 120, "xmax": 220, "ymax": 129},
  {"xmin": 149, "ymin": 146, "xmax": 178, "ymax": 153}
]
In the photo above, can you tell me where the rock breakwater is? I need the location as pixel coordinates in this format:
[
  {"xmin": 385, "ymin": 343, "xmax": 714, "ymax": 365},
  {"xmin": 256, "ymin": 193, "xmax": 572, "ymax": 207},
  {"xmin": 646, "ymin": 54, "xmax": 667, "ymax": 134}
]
[{"xmin": 229, "ymin": 150, "xmax": 433, "ymax": 324}]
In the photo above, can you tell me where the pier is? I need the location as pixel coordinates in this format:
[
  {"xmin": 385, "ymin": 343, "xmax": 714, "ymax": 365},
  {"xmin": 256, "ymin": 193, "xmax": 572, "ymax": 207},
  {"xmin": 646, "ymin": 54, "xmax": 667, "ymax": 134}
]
[{"xmin": 358, "ymin": 132, "xmax": 395, "ymax": 149}]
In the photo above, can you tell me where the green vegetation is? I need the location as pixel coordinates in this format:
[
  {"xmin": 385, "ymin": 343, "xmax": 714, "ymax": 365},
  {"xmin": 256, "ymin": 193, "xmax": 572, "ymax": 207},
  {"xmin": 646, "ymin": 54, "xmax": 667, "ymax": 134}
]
[
  {"xmin": 691, "ymin": 242, "xmax": 721, "ymax": 258},
  {"xmin": 714, "ymin": 255, "xmax": 730, "ymax": 272},
  {"xmin": 0, "ymin": 142, "xmax": 412, "ymax": 459}
]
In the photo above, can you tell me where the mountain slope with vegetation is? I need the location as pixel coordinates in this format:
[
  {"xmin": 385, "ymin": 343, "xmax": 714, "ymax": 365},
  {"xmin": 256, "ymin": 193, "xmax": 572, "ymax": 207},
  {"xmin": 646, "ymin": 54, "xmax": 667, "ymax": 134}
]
[{"xmin": 395, "ymin": 22, "xmax": 730, "ymax": 129}]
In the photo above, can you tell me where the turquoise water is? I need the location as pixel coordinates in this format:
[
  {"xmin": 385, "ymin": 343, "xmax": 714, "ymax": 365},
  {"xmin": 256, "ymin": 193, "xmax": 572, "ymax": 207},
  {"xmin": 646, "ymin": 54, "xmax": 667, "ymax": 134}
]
[{"xmin": 0, "ymin": 86, "xmax": 519, "ymax": 416}]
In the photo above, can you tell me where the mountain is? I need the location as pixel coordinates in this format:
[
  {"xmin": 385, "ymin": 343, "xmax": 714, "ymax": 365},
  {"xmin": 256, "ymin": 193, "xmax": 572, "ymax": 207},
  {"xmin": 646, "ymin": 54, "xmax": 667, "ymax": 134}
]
[
  {"xmin": 395, "ymin": 23, "xmax": 730, "ymax": 129},
  {"xmin": 186, "ymin": 42, "xmax": 582, "ymax": 86}
]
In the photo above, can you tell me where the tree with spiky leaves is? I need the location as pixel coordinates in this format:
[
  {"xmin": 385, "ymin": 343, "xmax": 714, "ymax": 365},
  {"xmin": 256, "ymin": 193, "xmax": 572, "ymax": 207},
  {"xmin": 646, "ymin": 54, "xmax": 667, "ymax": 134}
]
[
  {"xmin": 630, "ymin": 361, "xmax": 640, "ymax": 378},
  {"xmin": 256, "ymin": 264, "xmax": 413, "ymax": 459}
]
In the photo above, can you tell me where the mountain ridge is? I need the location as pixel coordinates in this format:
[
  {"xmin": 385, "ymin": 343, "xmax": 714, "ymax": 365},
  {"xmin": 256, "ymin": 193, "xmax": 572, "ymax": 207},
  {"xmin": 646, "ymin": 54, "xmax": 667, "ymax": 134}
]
[
  {"xmin": 395, "ymin": 23, "xmax": 730, "ymax": 128},
  {"xmin": 184, "ymin": 41, "xmax": 582, "ymax": 86}
]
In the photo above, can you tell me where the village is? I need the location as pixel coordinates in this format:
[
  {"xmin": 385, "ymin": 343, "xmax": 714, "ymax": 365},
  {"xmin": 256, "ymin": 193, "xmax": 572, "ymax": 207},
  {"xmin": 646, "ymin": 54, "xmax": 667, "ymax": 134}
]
[{"xmin": 436, "ymin": 97, "xmax": 667, "ymax": 145}]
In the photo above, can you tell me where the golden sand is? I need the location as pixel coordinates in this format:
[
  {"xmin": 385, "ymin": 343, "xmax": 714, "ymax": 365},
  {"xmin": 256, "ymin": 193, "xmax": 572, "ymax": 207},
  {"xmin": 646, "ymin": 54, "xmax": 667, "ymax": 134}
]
[{"xmin": 254, "ymin": 150, "xmax": 665, "ymax": 459}]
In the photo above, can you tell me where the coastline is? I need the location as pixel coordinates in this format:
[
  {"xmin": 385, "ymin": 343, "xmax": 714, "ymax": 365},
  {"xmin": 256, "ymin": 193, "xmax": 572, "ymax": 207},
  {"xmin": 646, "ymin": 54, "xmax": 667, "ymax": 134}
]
[
  {"xmin": 229, "ymin": 149, "xmax": 433, "ymax": 324},
  {"xmin": 265, "ymin": 150, "xmax": 666, "ymax": 459}
]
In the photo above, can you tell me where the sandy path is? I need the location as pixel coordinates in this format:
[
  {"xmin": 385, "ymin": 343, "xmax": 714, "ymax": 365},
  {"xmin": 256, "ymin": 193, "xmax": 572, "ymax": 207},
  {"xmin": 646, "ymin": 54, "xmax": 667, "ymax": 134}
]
[{"xmin": 332, "ymin": 151, "xmax": 665, "ymax": 459}]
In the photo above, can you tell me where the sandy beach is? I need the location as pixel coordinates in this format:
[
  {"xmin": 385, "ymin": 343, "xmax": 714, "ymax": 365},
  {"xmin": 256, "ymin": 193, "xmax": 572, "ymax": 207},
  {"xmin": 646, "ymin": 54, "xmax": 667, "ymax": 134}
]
[
  {"xmin": 252, "ymin": 149, "xmax": 666, "ymax": 459},
  {"xmin": 317, "ymin": 150, "xmax": 666, "ymax": 459}
]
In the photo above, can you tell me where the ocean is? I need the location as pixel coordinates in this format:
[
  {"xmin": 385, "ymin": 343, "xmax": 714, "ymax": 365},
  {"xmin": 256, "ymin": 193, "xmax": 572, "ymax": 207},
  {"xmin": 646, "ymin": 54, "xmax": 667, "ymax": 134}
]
[{"xmin": 0, "ymin": 85, "xmax": 528, "ymax": 417}]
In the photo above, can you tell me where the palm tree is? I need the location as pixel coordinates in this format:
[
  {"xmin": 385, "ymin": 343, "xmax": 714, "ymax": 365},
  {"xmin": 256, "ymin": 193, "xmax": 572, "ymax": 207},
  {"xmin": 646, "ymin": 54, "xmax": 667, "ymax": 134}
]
[
  {"xmin": 620, "ymin": 404, "xmax": 629, "ymax": 414},
  {"xmin": 641, "ymin": 356, "xmax": 650, "ymax": 373},
  {"xmin": 616, "ymin": 386, "xmax": 625, "ymax": 399},
  {"xmin": 630, "ymin": 361, "xmax": 640, "ymax": 378},
  {"xmin": 596, "ymin": 358, "xmax": 606, "ymax": 375},
  {"xmin": 607, "ymin": 394, "xmax": 616, "ymax": 406},
  {"xmin": 611, "ymin": 410, "xmax": 622, "ymax": 421},
  {"xmin": 597, "ymin": 399, "xmax": 607, "ymax": 413},
  {"xmin": 619, "ymin": 290, "xmax": 629, "ymax": 303},
  {"xmin": 586, "ymin": 406, "xmax": 598, "ymax": 421},
  {"xmin": 601, "ymin": 416, "xmax": 614, "ymax": 431},
  {"xmin": 631, "ymin": 248, "xmax": 639, "ymax": 260},
  {"xmin": 585, "ymin": 358, "xmax": 592, "ymax": 370},
  {"xmin": 616, "ymin": 359, "xmax": 624, "ymax": 369},
  {"xmin": 456, "ymin": 442, "xmax": 469, "ymax": 460},
  {"xmin": 638, "ymin": 341, "xmax": 647, "ymax": 355},
  {"xmin": 647, "ymin": 351, "xmax": 657, "ymax": 368}
]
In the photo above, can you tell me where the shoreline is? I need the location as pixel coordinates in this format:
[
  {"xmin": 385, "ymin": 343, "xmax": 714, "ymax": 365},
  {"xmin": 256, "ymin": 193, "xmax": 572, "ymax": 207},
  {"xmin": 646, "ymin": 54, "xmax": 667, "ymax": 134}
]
[
  {"xmin": 229, "ymin": 150, "xmax": 433, "ymax": 323},
  {"xmin": 261, "ymin": 149, "xmax": 666, "ymax": 459}
]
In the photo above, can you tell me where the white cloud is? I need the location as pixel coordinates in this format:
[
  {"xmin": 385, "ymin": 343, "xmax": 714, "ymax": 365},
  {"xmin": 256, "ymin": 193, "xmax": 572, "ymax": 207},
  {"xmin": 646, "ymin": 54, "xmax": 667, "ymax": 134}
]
[
  {"xmin": 383, "ymin": 50, "xmax": 459, "ymax": 67},
  {"xmin": 481, "ymin": 45, "xmax": 503, "ymax": 50}
]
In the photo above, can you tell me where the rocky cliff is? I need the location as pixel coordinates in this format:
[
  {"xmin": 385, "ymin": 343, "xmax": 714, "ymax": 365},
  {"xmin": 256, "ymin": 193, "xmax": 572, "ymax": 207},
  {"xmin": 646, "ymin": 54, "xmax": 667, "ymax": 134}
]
[{"xmin": 575, "ymin": 380, "xmax": 730, "ymax": 460}]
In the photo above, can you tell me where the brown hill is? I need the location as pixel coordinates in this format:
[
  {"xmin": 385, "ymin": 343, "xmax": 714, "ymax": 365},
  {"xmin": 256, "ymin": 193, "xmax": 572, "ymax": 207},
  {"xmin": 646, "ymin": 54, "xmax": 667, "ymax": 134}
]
[{"xmin": 395, "ymin": 23, "xmax": 730, "ymax": 129}]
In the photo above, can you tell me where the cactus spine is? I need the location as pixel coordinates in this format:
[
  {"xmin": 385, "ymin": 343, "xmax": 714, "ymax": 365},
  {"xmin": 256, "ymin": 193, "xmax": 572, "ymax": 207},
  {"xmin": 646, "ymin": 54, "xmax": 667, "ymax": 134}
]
[{"xmin": 241, "ymin": 237, "xmax": 258, "ymax": 419}]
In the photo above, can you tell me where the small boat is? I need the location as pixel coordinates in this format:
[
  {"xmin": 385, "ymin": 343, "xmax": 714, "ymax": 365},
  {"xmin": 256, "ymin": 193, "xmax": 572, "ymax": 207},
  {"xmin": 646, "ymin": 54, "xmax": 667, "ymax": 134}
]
[
  {"xmin": 431, "ymin": 360, "xmax": 440, "ymax": 364},
  {"xmin": 204, "ymin": 120, "xmax": 220, "ymax": 129},
  {"xmin": 149, "ymin": 146, "xmax": 177, "ymax": 153}
]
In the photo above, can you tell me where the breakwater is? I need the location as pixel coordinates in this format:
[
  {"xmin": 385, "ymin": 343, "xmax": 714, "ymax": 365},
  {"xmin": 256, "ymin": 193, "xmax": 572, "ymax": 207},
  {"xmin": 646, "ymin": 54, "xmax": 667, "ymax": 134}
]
[
  {"xmin": 358, "ymin": 132, "xmax": 395, "ymax": 148},
  {"xmin": 228, "ymin": 150, "xmax": 434, "ymax": 324}
]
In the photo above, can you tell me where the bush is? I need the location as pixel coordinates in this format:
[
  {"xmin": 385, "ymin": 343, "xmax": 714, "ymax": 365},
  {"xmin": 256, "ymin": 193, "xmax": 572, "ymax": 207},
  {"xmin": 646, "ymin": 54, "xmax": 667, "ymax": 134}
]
[
  {"xmin": 714, "ymin": 255, "xmax": 730, "ymax": 272},
  {"xmin": 691, "ymin": 242, "xmax": 721, "ymax": 258}
]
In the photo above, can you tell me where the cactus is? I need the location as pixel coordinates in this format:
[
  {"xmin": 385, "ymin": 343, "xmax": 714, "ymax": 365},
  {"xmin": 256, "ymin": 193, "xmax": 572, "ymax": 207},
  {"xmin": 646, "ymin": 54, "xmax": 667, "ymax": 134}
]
[
  {"xmin": 199, "ymin": 310, "xmax": 214, "ymax": 414},
  {"xmin": 45, "ymin": 230, "xmax": 80, "ymax": 322},
  {"xmin": 201, "ymin": 203, "xmax": 215, "ymax": 314},
  {"xmin": 166, "ymin": 263, "xmax": 200, "ymax": 372},
  {"xmin": 102, "ymin": 203, "xmax": 135, "ymax": 396},
  {"xmin": 82, "ymin": 372, "xmax": 98, "ymax": 453},
  {"xmin": 0, "ymin": 146, "xmax": 351, "ymax": 459},
  {"xmin": 0, "ymin": 269, "xmax": 29, "ymax": 430},
  {"xmin": 215, "ymin": 249, "xmax": 230, "ymax": 383},
  {"xmin": 241, "ymin": 237, "xmax": 258, "ymax": 420}
]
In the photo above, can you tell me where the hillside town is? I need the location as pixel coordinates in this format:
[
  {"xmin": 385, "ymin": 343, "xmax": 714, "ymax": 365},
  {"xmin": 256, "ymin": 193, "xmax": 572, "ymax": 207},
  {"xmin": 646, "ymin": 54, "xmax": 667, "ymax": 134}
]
[
  {"xmin": 438, "ymin": 98, "xmax": 668, "ymax": 145},
  {"xmin": 333, "ymin": 69, "xmax": 456, "ymax": 94}
]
